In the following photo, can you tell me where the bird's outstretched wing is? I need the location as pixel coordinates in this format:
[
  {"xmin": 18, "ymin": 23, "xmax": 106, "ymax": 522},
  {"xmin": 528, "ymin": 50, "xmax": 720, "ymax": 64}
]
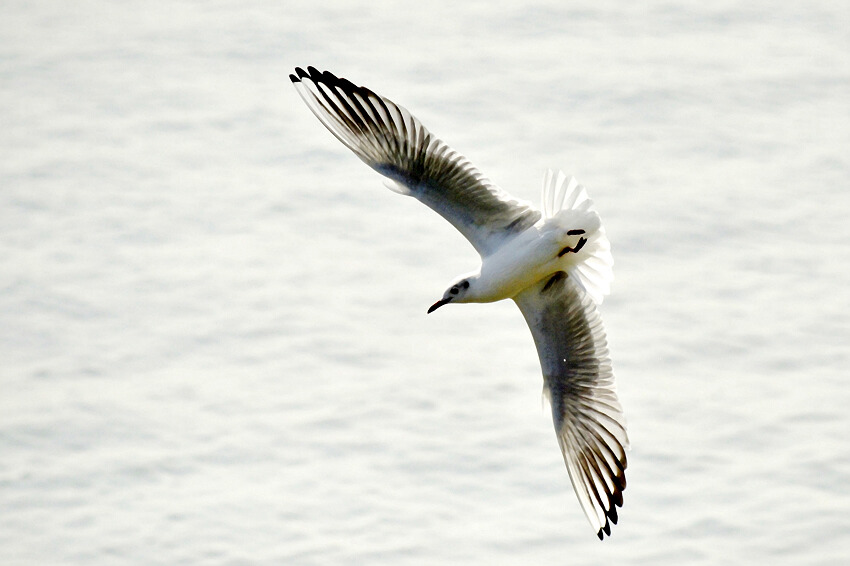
[
  {"xmin": 290, "ymin": 67, "xmax": 540, "ymax": 256},
  {"xmin": 514, "ymin": 271, "xmax": 629, "ymax": 539}
]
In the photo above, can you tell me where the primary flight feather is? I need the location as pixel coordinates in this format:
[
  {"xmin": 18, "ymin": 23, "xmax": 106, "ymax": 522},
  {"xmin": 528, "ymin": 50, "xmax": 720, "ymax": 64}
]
[{"xmin": 290, "ymin": 66, "xmax": 628, "ymax": 539}]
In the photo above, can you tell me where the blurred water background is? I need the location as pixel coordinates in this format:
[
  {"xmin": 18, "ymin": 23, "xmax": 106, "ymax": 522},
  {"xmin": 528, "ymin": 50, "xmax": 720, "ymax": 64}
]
[{"xmin": 2, "ymin": 1, "xmax": 849, "ymax": 564}]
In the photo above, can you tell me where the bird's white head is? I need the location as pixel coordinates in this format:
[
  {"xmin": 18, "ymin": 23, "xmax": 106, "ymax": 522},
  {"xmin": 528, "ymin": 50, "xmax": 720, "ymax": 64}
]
[{"xmin": 427, "ymin": 276, "xmax": 478, "ymax": 313}]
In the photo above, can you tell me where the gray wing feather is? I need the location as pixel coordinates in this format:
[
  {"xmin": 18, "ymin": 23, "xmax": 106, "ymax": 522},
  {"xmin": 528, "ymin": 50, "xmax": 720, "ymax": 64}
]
[
  {"xmin": 290, "ymin": 67, "xmax": 540, "ymax": 256},
  {"xmin": 514, "ymin": 271, "xmax": 629, "ymax": 539}
]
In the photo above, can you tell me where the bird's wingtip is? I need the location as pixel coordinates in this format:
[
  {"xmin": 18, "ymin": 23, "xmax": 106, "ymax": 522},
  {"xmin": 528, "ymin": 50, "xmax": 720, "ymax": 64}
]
[{"xmin": 291, "ymin": 66, "xmax": 314, "ymax": 83}]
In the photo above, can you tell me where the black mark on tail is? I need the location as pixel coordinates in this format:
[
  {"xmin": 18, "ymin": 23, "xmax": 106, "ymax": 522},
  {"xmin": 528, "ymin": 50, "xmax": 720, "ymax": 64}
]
[{"xmin": 558, "ymin": 237, "xmax": 587, "ymax": 257}]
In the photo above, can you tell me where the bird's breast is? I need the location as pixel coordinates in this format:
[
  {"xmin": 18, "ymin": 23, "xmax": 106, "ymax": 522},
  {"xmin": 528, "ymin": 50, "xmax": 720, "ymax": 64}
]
[{"xmin": 475, "ymin": 230, "xmax": 562, "ymax": 302}]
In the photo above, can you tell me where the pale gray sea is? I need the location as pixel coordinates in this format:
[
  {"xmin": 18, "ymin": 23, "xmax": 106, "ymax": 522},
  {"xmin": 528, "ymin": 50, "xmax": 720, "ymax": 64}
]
[{"xmin": 2, "ymin": 1, "xmax": 849, "ymax": 564}]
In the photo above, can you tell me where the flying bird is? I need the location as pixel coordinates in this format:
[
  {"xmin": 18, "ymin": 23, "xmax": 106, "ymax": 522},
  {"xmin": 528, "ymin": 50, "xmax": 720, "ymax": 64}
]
[{"xmin": 290, "ymin": 67, "xmax": 628, "ymax": 539}]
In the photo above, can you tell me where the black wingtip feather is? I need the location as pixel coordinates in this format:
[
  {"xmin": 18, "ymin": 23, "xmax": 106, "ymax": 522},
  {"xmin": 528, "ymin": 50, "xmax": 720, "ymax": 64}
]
[{"xmin": 292, "ymin": 67, "xmax": 382, "ymax": 107}]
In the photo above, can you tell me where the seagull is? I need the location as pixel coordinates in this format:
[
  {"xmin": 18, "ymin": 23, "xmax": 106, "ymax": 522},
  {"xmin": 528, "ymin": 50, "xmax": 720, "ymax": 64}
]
[{"xmin": 290, "ymin": 67, "xmax": 629, "ymax": 540}]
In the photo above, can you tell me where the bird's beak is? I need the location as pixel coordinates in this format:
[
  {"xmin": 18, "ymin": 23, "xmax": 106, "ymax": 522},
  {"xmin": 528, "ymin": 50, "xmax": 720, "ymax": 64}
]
[{"xmin": 427, "ymin": 298, "xmax": 452, "ymax": 314}]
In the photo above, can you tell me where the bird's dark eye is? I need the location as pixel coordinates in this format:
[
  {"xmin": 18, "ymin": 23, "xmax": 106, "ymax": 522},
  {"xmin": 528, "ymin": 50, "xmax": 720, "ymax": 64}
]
[
  {"xmin": 462, "ymin": 280, "xmax": 469, "ymax": 289},
  {"xmin": 450, "ymin": 286, "xmax": 459, "ymax": 295}
]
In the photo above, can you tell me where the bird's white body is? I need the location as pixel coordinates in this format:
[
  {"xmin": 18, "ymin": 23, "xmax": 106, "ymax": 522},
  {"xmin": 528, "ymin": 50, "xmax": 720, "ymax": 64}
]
[
  {"xmin": 461, "ymin": 214, "xmax": 597, "ymax": 304},
  {"xmin": 443, "ymin": 168, "xmax": 613, "ymax": 309},
  {"xmin": 290, "ymin": 67, "xmax": 627, "ymax": 540}
]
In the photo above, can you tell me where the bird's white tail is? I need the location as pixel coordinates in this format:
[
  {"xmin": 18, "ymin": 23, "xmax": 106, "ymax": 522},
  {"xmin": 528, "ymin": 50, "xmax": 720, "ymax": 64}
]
[{"xmin": 540, "ymin": 170, "xmax": 613, "ymax": 305}]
